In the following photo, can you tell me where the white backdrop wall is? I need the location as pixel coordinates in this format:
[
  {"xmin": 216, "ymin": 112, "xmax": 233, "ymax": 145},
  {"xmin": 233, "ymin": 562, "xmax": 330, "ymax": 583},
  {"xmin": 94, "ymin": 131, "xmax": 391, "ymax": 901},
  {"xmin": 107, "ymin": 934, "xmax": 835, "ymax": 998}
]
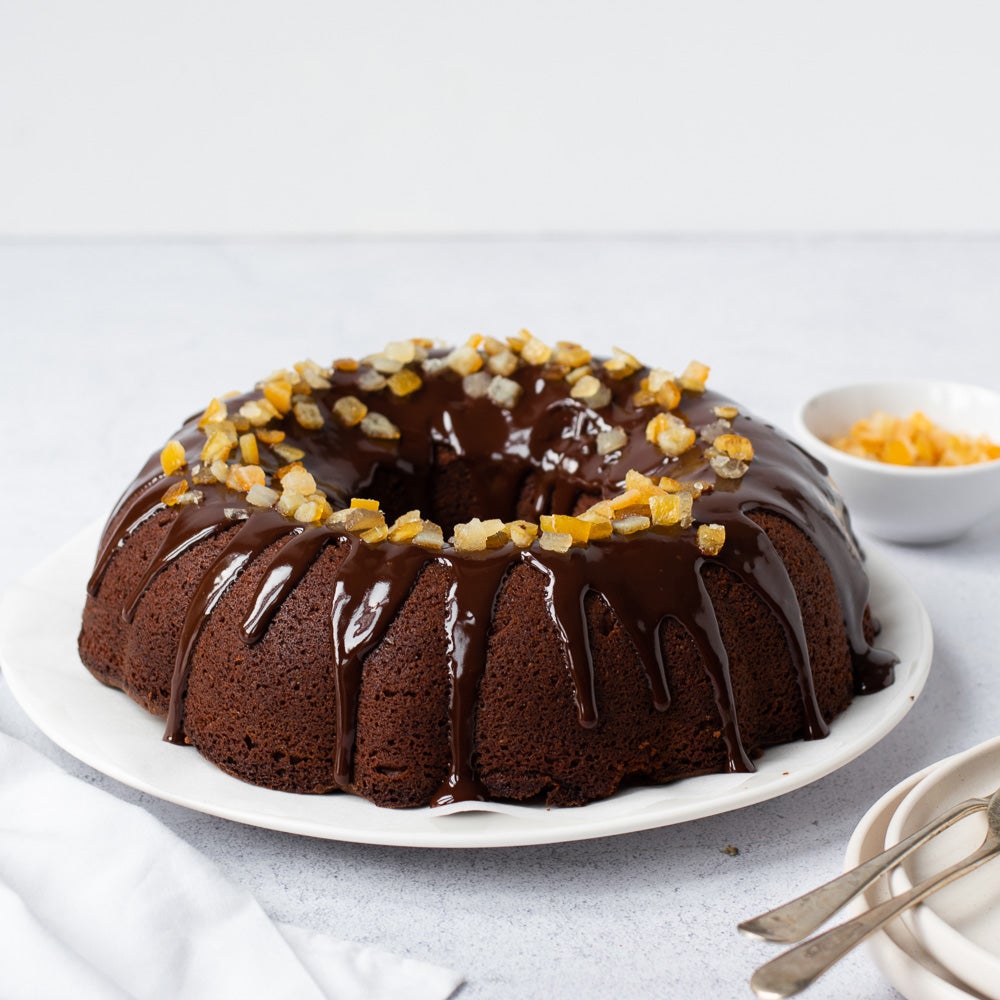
[{"xmin": 3, "ymin": 0, "xmax": 1000, "ymax": 236}]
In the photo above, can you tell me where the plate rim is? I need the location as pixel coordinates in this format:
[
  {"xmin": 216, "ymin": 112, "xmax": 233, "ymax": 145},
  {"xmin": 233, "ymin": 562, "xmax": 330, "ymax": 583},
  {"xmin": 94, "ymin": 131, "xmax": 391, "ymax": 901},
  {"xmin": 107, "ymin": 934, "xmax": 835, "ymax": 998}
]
[{"xmin": 0, "ymin": 521, "xmax": 932, "ymax": 848}]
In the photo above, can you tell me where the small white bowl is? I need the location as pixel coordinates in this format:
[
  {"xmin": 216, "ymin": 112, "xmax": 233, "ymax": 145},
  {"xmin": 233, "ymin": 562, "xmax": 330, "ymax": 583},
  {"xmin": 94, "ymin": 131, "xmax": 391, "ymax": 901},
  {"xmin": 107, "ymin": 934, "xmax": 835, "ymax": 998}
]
[{"xmin": 793, "ymin": 380, "xmax": 1000, "ymax": 544}]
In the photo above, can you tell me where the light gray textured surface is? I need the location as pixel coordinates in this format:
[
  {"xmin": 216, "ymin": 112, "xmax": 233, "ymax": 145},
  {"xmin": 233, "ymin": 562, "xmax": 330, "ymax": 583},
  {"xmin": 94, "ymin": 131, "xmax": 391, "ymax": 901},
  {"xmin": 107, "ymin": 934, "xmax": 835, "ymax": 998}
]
[{"xmin": 2, "ymin": 237, "xmax": 1000, "ymax": 999}]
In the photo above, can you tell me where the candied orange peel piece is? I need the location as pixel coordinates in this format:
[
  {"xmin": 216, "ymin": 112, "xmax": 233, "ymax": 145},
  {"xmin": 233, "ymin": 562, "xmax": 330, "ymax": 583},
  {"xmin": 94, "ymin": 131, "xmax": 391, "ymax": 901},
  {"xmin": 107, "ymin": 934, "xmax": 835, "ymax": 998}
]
[
  {"xmin": 361, "ymin": 521, "xmax": 389, "ymax": 544},
  {"xmin": 272, "ymin": 442, "xmax": 306, "ymax": 463},
  {"xmin": 160, "ymin": 439, "xmax": 187, "ymax": 476},
  {"xmin": 256, "ymin": 428, "xmax": 286, "ymax": 445},
  {"xmin": 603, "ymin": 346, "xmax": 642, "ymax": 380},
  {"xmin": 697, "ymin": 523, "xmax": 726, "ymax": 556},
  {"xmin": 507, "ymin": 519, "xmax": 540, "ymax": 548},
  {"xmin": 647, "ymin": 369, "xmax": 681, "ymax": 410},
  {"xmin": 226, "ymin": 464, "xmax": 266, "ymax": 492},
  {"xmin": 596, "ymin": 427, "xmax": 627, "ymax": 456},
  {"xmin": 262, "ymin": 379, "xmax": 293, "ymax": 415},
  {"xmin": 161, "ymin": 479, "xmax": 189, "ymax": 506},
  {"xmin": 540, "ymin": 514, "xmax": 591, "ymax": 545},
  {"xmin": 240, "ymin": 398, "xmax": 280, "ymax": 427},
  {"xmin": 279, "ymin": 465, "xmax": 317, "ymax": 495},
  {"xmin": 612, "ymin": 514, "xmax": 651, "ymax": 535},
  {"xmin": 332, "ymin": 395, "xmax": 368, "ymax": 427},
  {"xmin": 247, "ymin": 484, "xmax": 280, "ymax": 508},
  {"xmin": 328, "ymin": 505, "xmax": 386, "ymax": 533},
  {"xmin": 712, "ymin": 433, "xmax": 754, "ymax": 462},
  {"xmin": 678, "ymin": 360, "xmax": 710, "ymax": 393},
  {"xmin": 197, "ymin": 397, "xmax": 228, "ymax": 430},
  {"xmin": 519, "ymin": 333, "xmax": 553, "ymax": 366},
  {"xmin": 452, "ymin": 518, "xmax": 510, "ymax": 552},
  {"xmin": 648, "ymin": 493, "xmax": 684, "ymax": 526},
  {"xmin": 555, "ymin": 341, "xmax": 592, "ymax": 368},
  {"xmin": 239, "ymin": 432, "xmax": 260, "ymax": 466},
  {"xmin": 360, "ymin": 412, "xmax": 401, "ymax": 440},
  {"xmin": 646, "ymin": 413, "xmax": 696, "ymax": 458},
  {"xmin": 446, "ymin": 345, "xmax": 484, "ymax": 376},
  {"xmin": 292, "ymin": 399, "xmax": 324, "ymax": 430},
  {"xmin": 387, "ymin": 369, "xmax": 423, "ymax": 397},
  {"xmin": 539, "ymin": 531, "xmax": 573, "ymax": 553},
  {"xmin": 200, "ymin": 430, "xmax": 234, "ymax": 464}
]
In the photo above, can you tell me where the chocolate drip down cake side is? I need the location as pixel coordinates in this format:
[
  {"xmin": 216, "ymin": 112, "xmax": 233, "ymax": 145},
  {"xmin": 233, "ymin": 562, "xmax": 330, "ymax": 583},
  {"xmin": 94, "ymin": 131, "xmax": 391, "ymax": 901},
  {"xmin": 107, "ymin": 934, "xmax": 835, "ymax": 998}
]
[{"xmin": 78, "ymin": 334, "xmax": 897, "ymax": 809}]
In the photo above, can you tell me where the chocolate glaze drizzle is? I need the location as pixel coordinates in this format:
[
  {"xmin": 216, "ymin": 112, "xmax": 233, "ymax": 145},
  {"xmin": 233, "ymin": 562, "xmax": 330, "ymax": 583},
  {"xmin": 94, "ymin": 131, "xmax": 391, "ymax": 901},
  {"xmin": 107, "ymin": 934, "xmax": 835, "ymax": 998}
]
[{"xmin": 86, "ymin": 357, "xmax": 897, "ymax": 806}]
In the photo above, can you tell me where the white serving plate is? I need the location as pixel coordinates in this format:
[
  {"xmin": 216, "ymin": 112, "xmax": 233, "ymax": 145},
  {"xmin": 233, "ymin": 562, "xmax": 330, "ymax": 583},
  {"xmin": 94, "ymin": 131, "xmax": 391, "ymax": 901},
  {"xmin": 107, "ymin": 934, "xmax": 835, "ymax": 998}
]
[{"xmin": 0, "ymin": 522, "xmax": 931, "ymax": 848}]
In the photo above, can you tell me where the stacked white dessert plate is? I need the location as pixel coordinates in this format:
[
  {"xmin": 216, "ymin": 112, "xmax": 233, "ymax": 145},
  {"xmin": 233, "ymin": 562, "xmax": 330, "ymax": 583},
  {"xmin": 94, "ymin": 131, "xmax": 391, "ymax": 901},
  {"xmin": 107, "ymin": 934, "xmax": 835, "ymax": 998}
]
[{"xmin": 846, "ymin": 735, "xmax": 1000, "ymax": 999}]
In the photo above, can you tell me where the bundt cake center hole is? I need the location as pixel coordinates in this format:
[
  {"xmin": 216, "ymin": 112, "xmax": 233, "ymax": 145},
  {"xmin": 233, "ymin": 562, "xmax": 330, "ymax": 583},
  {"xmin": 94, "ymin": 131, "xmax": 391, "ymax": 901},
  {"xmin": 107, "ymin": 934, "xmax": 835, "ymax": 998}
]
[{"xmin": 359, "ymin": 446, "xmax": 589, "ymax": 535}]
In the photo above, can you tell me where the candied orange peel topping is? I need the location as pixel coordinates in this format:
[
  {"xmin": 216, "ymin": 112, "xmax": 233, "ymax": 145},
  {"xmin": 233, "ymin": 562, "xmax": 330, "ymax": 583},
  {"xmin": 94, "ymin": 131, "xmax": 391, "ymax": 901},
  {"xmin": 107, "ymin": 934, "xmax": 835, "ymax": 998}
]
[
  {"xmin": 830, "ymin": 410, "xmax": 1000, "ymax": 467},
  {"xmin": 161, "ymin": 479, "xmax": 189, "ymax": 505},
  {"xmin": 160, "ymin": 439, "xmax": 187, "ymax": 476},
  {"xmin": 181, "ymin": 338, "xmax": 738, "ymax": 554},
  {"xmin": 697, "ymin": 523, "xmax": 726, "ymax": 556}
]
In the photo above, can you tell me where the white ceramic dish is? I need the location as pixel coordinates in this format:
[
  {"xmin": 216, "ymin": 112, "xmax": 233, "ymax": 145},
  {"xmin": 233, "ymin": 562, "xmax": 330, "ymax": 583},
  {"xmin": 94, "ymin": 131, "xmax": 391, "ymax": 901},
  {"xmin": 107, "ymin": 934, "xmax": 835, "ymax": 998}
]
[
  {"xmin": 794, "ymin": 380, "xmax": 1000, "ymax": 544},
  {"xmin": 885, "ymin": 736, "xmax": 1000, "ymax": 1000},
  {"xmin": 845, "ymin": 764, "xmax": 985, "ymax": 1000},
  {"xmin": 0, "ymin": 522, "xmax": 931, "ymax": 849}
]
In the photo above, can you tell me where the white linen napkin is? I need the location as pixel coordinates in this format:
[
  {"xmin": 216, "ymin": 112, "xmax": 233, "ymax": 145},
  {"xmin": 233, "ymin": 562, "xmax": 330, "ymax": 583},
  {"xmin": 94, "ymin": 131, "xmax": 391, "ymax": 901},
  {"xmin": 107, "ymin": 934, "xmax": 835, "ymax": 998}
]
[{"xmin": 0, "ymin": 731, "xmax": 463, "ymax": 1000}]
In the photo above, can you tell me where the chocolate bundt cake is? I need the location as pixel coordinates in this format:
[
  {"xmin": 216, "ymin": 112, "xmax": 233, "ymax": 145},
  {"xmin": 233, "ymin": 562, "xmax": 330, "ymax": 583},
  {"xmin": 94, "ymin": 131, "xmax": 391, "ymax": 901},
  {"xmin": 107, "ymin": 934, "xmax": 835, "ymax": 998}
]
[{"xmin": 78, "ymin": 334, "xmax": 896, "ymax": 808}]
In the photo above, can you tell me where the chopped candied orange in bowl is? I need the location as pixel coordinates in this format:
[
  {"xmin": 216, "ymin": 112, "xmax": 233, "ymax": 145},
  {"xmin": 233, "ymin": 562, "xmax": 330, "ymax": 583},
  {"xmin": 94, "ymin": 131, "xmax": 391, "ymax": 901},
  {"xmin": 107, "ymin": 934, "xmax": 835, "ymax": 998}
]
[
  {"xmin": 794, "ymin": 380, "xmax": 1000, "ymax": 543},
  {"xmin": 829, "ymin": 409, "xmax": 1000, "ymax": 468}
]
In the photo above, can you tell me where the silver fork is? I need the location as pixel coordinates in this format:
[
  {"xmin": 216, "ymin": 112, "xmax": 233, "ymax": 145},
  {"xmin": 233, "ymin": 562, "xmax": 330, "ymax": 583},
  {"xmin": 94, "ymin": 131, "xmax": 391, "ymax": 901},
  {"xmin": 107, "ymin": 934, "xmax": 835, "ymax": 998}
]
[
  {"xmin": 748, "ymin": 786, "xmax": 1000, "ymax": 999},
  {"xmin": 740, "ymin": 792, "xmax": 991, "ymax": 944}
]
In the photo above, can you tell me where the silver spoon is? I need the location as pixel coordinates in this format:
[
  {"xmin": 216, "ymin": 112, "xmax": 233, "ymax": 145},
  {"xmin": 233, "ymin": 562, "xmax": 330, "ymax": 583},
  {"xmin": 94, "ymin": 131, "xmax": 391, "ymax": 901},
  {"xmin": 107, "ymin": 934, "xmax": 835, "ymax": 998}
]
[
  {"xmin": 740, "ymin": 793, "xmax": 990, "ymax": 943},
  {"xmin": 749, "ymin": 786, "xmax": 1000, "ymax": 999}
]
